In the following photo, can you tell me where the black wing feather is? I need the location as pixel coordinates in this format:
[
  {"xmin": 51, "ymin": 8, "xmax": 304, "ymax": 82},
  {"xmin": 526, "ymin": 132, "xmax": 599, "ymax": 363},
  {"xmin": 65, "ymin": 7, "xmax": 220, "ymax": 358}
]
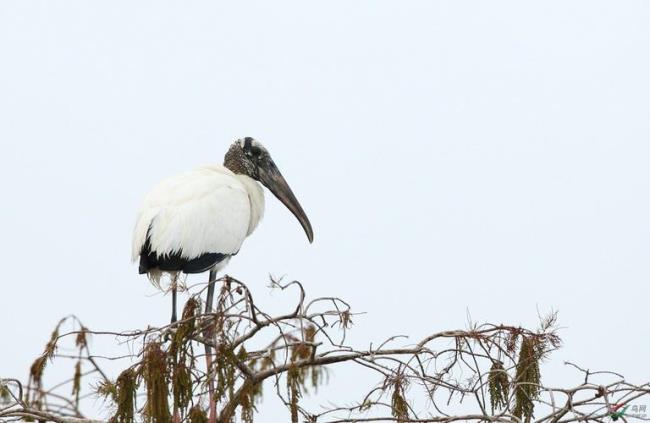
[{"xmin": 138, "ymin": 235, "xmax": 228, "ymax": 275}]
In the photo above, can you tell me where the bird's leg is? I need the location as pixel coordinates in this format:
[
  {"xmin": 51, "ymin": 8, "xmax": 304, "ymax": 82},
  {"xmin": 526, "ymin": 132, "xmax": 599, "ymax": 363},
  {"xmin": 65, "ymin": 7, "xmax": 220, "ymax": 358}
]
[
  {"xmin": 170, "ymin": 273, "xmax": 178, "ymax": 324},
  {"xmin": 205, "ymin": 268, "xmax": 217, "ymax": 315},
  {"xmin": 171, "ymin": 288, "xmax": 177, "ymax": 323},
  {"xmin": 170, "ymin": 274, "xmax": 180, "ymax": 422},
  {"xmin": 204, "ymin": 268, "xmax": 218, "ymax": 423}
]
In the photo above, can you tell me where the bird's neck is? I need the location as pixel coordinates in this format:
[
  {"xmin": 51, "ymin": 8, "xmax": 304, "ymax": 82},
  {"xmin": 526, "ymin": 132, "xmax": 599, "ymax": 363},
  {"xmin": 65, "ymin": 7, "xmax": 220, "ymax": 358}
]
[{"xmin": 223, "ymin": 144, "xmax": 251, "ymax": 176}]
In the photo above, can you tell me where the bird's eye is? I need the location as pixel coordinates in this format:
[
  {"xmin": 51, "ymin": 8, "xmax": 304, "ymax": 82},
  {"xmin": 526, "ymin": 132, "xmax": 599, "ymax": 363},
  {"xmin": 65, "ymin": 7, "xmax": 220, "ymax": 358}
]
[{"xmin": 242, "ymin": 137, "xmax": 262, "ymax": 158}]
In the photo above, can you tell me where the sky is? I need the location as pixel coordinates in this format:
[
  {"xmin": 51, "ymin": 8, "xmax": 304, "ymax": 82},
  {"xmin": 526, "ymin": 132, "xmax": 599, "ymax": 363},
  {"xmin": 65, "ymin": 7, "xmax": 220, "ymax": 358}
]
[{"xmin": 1, "ymin": 0, "xmax": 649, "ymax": 420}]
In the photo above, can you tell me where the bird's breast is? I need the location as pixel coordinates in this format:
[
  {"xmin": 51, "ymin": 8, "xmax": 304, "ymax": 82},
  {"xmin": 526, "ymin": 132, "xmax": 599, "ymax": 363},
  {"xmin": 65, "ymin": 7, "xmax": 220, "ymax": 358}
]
[{"xmin": 233, "ymin": 174, "xmax": 265, "ymax": 236}]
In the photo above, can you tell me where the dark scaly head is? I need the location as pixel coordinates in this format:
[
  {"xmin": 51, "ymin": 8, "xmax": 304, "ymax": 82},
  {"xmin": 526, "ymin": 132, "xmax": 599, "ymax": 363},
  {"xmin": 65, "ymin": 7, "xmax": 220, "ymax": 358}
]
[{"xmin": 224, "ymin": 137, "xmax": 314, "ymax": 243}]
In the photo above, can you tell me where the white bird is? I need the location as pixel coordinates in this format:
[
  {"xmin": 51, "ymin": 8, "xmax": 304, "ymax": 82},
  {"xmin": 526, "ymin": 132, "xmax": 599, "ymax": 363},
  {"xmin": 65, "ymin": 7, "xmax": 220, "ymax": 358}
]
[
  {"xmin": 132, "ymin": 137, "xmax": 313, "ymax": 322},
  {"xmin": 133, "ymin": 137, "xmax": 312, "ymax": 422}
]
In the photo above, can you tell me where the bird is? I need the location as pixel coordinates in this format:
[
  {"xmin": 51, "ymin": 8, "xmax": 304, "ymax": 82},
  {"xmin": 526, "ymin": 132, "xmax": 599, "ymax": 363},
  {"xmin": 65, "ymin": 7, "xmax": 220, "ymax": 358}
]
[
  {"xmin": 132, "ymin": 137, "xmax": 313, "ymax": 322},
  {"xmin": 132, "ymin": 137, "xmax": 313, "ymax": 423}
]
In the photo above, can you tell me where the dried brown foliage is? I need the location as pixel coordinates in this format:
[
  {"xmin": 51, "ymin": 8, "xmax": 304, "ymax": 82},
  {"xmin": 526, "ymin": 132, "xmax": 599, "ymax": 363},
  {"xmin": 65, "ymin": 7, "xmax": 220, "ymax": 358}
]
[{"xmin": 1, "ymin": 277, "xmax": 649, "ymax": 423}]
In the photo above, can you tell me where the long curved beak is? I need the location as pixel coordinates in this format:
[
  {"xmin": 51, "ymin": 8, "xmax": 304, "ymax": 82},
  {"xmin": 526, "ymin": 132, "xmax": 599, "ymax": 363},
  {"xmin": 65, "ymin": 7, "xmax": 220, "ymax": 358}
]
[{"xmin": 258, "ymin": 158, "xmax": 314, "ymax": 243}]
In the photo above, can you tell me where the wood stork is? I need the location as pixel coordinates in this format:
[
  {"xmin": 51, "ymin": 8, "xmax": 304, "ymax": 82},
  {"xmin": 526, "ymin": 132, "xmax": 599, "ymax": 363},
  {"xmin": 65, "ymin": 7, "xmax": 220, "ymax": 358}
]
[{"xmin": 132, "ymin": 137, "xmax": 313, "ymax": 322}]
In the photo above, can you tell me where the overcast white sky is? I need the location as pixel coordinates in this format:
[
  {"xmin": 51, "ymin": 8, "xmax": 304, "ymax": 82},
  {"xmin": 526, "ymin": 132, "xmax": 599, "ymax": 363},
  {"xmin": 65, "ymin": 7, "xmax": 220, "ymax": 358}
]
[{"xmin": 1, "ymin": 0, "xmax": 649, "ymax": 420}]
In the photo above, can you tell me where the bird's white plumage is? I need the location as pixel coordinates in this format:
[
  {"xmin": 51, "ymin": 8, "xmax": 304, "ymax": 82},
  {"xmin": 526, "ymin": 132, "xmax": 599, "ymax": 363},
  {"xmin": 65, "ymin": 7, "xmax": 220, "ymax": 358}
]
[{"xmin": 132, "ymin": 164, "xmax": 265, "ymax": 262}]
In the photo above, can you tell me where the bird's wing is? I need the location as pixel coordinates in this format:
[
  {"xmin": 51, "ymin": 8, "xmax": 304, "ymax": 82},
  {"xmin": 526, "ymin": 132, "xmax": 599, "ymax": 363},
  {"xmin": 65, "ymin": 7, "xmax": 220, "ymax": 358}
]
[{"xmin": 132, "ymin": 166, "xmax": 252, "ymax": 261}]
